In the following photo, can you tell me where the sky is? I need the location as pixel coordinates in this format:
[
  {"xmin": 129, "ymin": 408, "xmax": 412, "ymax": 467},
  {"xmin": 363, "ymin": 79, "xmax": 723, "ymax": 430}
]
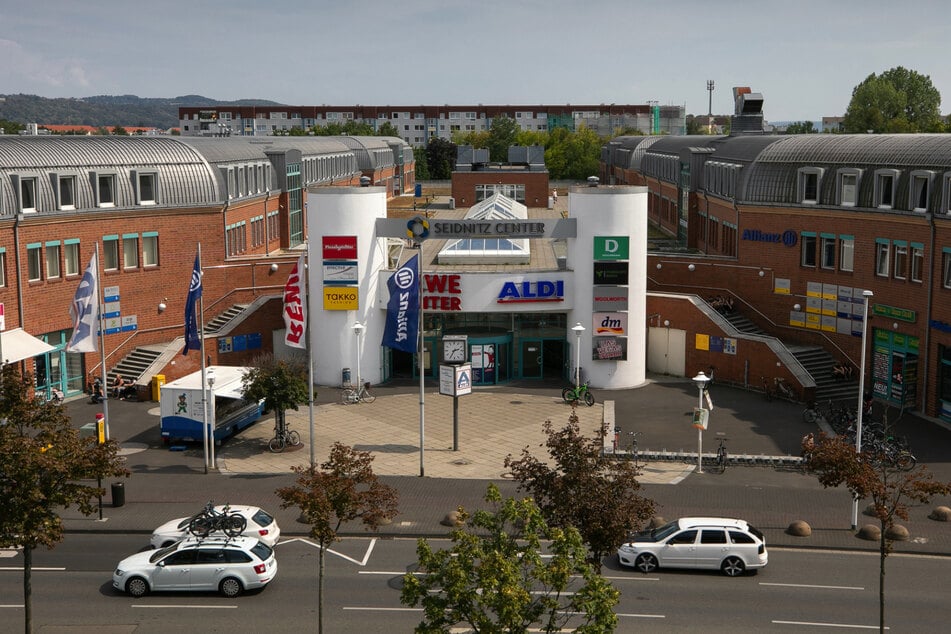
[{"xmin": 2, "ymin": 0, "xmax": 951, "ymax": 123}]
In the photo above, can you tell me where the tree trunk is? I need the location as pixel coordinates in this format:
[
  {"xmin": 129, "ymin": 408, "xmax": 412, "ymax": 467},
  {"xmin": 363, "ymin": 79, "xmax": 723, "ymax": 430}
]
[
  {"xmin": 318, "ymin": 542, "xmax": 325, "ymax": 634},
  {"xmin": 23, "ymin": 546, "xmax": 32, "ymax": 634}
]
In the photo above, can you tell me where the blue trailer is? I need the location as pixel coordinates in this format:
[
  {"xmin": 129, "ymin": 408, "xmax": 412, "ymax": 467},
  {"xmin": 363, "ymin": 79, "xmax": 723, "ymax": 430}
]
[{"xmin": 160, "ymin": 366, "xmax": 264, "ymax": 444}]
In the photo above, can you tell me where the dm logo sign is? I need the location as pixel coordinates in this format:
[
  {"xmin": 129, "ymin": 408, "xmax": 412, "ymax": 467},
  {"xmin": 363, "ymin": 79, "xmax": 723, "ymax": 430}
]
[{"xmin": 594, "ymin": 236, "xmax": 629, "ymax": 261}]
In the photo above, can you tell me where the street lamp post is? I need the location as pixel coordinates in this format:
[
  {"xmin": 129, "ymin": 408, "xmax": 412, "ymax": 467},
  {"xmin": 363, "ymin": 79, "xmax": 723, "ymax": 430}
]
[
  {"xmin": 571, "ymin": 322, "xmax": 585, "ymax": 387},
  {"xmin": 693, "ymin": 371, "xmax": 711, "ymax": 473},
  {"xmin": 353, "ymin": 322, "xmax": 365, "ymax": 389},
  {"xmin": 851, "ymin": 289, "xmax": 874, "ymax": 529},
  {"xmin": 207, "ymin": 368, "xmax": 216, "ymax": 470}
]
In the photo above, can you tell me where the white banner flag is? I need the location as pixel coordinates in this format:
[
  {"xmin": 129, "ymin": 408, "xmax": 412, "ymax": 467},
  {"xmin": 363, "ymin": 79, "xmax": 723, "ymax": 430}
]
[
  {"xmin": 283, "ymin": 254, "xmax": 306, "ymax": 349},
  {"xmin": 66, "ymin": 251, "xmax": 100, "ymax": 352}
]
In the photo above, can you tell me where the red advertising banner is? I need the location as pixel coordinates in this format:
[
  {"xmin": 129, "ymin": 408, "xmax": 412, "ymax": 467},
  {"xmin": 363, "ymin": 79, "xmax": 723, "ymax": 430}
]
[{"xmin": 322, "ymin": 236, "xmax": 357, "ymax": 260}]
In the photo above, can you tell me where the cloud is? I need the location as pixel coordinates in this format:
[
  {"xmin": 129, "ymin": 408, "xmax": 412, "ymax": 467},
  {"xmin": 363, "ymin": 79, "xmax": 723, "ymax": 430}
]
[{"xmin": 0, "ymin": 38, "xmax": 91, "ymax": 93}]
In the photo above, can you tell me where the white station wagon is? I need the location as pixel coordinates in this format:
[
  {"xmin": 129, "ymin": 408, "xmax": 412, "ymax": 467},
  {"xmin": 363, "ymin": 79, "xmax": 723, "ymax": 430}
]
[{"xmin": 617, "ymin": 517, "xmax": 768, "ymax": 577}]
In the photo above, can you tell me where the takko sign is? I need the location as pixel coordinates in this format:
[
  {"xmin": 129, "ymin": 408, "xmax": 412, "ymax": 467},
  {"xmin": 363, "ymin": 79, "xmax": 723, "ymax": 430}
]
[
  {"xmin": 423, "ymin": 274, "xmax": 462, "ymax": 311},
  {"xmin": 497, "ymin": 279, "xmax": 565, "ymax": 304}
]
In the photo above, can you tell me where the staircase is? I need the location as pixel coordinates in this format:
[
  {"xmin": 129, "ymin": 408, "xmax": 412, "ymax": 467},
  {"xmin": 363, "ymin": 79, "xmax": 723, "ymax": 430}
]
[
  {"xmin": 722, "ymin": 311, "xmax": 767, "ymax": 336},
  {"xmin": 203, "ymin": 304, "xmax": 249, "ymax": 334},
  {"xmin": 788, "ymin": 344, "xmax": 859, "ymax": 403},
  {"xmin": 106, "ymin": 345, "xmax": 164, "ymax": 387}
]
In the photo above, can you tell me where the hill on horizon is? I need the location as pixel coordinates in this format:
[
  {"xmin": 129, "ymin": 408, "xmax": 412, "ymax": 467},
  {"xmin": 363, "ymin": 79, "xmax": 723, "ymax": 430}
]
[{"xmin": 0, "ymin": 93, "xmax": 282, "ymax": 129}]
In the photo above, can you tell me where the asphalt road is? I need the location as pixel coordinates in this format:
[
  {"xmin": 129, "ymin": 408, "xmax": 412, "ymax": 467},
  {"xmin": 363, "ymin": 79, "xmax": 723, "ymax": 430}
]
[{"xmin": 5, "ymin": 533, "xmax": 951, "ymax": 633}]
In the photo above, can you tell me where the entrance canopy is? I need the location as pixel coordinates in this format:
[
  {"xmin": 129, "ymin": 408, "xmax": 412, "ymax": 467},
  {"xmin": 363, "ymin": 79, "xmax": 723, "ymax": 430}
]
[{"xmin": 1, "ymin": 328, "xmax": 56, "ymax": 364}]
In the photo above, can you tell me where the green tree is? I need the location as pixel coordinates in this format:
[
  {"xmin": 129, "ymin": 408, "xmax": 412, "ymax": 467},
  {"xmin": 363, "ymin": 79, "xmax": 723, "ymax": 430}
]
[
  {"xmin": 277, "ymin": 443, "xmax": 399, "ymax": 634},
  {"xmin": 426, "ymin": 137, "xmax": 456, "ymax": 180},
  {"xmin": 803, "ymin": 432, "xmax": 951, "ymax": 633},
  {"xmin": 401, "ymin": 483, "xmax": 619, "ymax": 633},
  {"xmin": 0, "ymin": 364, "xmax": 128, "ymax": 634},
  {"xmin": 111, "ymin": 125, "xmax": 129, "ymax": 135},
  {"xmin": 413, "ymin": 147, "xmax": 431, "ymax": 180},
  {"xmin": 241, "ymin": 354, "xmax": 309, "ymax": 439},
  {"xmin": 843, "ymin": 67, "xmax": 942, "ymax": 133},
  {"xmin": 376, "ymin": 121, "xmax": 400, "ymax": 137},
  {"xmin": 504, "ymin": 409, "xmax": 655, "ymax": 571},
  {"xmin": 487, "ymin": 115, "xmax": 519, "ymax": 162},
  {"xmin": 784, "ymin": 121, "xmax": 817, "ymax": 134},
  {"xmin": 559, "ymin": 125, "xmax": 603, "ymax": 181}
]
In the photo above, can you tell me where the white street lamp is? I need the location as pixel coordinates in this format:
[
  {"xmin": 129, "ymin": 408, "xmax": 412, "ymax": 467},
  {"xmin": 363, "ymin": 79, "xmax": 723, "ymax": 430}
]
[
  {"xmin": 205, "ymin": 368, "xmax": 218, "ymax": 469},
  {"xmin": 571, "ymin": 322, "xmax": 585, "ymax": 387},
  {"xmin": 352, "ymin": 322, "xmax": 366, "ymax": 388},
  {"xmin": 692, "ymin": 371, "xmax": 711, "ymax": 474},
  {"xmin": 851, "ymin": 289, "xmax": 874, "ymax": 529}
]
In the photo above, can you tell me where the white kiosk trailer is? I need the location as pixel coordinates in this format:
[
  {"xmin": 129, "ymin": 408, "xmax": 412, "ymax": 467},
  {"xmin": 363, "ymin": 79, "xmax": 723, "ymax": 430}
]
[{"xmin": 159, "ymin": 366, "xmax": 264, "ymax": 445}]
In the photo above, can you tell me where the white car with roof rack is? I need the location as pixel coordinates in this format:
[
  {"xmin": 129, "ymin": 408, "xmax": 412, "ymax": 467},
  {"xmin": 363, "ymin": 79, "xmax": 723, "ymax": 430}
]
[{"xmin": 149, "ymin": 504, "xmax": 280, "ymax": 548}]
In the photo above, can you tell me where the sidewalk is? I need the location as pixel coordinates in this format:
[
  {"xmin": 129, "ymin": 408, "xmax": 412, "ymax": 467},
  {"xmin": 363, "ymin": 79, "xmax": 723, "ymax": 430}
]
[{"xmin": 63, "ymin": 377, "xmax": 951, "ymax": 556}]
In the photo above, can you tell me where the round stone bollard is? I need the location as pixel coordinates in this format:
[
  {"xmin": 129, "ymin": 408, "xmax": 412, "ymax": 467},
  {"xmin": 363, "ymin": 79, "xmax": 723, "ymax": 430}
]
[
  {"xmin": 885, "ymin": 524, "xmax": 909, "ymax": 541},
  {"xmin": 441, "ymin": 510, "xmax": 465, "ymax": 528},
  {"xmin": 929, "ymin": 506, "xmax": 951, "ymax": 521},
  {"xmin": 786, "ymin": 520, "xmax": 812, "ymax": 537},
  {"xmin": 856, "ymin": 524, "xmax": 881, "ymax": 541},
  {"xmin": 648, "ymin": 516, "xmax": 666, "ymax": 529}
]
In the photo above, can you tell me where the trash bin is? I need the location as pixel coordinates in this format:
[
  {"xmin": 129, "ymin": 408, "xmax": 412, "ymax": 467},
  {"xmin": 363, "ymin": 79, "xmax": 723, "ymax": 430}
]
[
  {"xmin": 151, "ymin": 374, "xmax": 165, "ymax": 402},
  {"xmin": 111, "ymin": 482, "xmax": 125, "ymax": 508},
  {"xmin": 414, "ymin": 183, "xmax": 422, "ymax": 197},
  {"xmin": 342, "ymin": 367, "xmax": 351, "ymax": 386},
  {"xmin": 448, "ymin": 197, "xmax": 455, "ymax": 209}
]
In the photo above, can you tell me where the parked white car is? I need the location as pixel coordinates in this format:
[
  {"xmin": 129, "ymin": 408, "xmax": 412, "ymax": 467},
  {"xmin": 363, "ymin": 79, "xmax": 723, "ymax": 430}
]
[
  {"xmin": 617, "ymin": 517, "xmax": 768, "ymax": 576},
  {"xmin": 114, "ymin": 535, "xmax": 277, "ymax": 598},
  {"xmin": 150, "ymin": 505, "xmax": 280, "ymax": 548}
]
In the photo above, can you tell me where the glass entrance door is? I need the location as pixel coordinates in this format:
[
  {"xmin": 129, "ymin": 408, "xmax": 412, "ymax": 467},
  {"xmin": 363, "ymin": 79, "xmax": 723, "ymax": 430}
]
[
  {"xmin": 469, "ymin": 335, "xmax": 511, "ymax": 385},
  {"xmin": 521, "ymin": 340, "xmax": 543, "ymax": 378},
  {"xmin": 519, "ymin": 338, "xmax": 566, "ymax": 380}
]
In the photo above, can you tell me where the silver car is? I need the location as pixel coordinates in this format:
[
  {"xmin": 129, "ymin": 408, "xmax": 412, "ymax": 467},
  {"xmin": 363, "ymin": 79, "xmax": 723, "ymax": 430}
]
[
  {"xmin": 617, "ymin": 517, "xmax": 768, "ymax": 576},
  {"xmin": 149, "ymin": 505, "xmax": 281, "ymax": 548},
  {"xmin": 114, "ymin": 536, "xmax": 277, "ymax": 597}
]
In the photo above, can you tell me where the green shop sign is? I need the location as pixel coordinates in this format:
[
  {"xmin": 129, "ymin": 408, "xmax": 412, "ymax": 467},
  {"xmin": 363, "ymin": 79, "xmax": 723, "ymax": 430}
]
[
  {"xmin": 872, "ymin": 304, "xmax": 915, "ymax": 322},
  {"xmin": 593, "ymin": 236, "xmax": 629, "ymax": 261}
]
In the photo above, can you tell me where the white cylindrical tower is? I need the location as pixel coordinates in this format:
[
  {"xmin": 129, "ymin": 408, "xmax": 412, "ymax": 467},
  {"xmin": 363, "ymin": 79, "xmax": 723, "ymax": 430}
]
[
  {"xmin": 306, "ymin": 187, "xmax": 388, "ymax": 386},
  {"xmin": 566, "ymin": 185, "xmax": 648, "ymax": 389}
]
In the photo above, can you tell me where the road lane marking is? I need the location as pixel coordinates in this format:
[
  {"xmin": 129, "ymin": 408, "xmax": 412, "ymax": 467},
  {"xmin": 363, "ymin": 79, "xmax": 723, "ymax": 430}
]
[
  {"xmin": 1, "ymin": 605, "xmax": 24, "ymax": 608},
  {"xmin": 276, "ymin": 537, "xmax": 376, "ymax": 565},
  {"xmin": 132, "ymin": 605, "xmax": 238, "ymax": 609},
  {"xmin": 0, "ymin": 567, "xmax": 66, "ymax": 572},
  {"xmin": 343, "ymin": 607, "xmax": 422, "ymax": 612},
  {"xmin": 761, "ymin": 582, "xmax": 864, "ymax": 591},
  {"xmin": 773, "ymin": 620, "xmax": 887, "ymax": 629}
]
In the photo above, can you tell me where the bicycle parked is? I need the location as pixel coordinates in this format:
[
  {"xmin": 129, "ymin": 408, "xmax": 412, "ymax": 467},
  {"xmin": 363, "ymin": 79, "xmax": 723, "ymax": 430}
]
[
  {"xmin": 342, "ymin": 381, "xmax": 376, "ymax": 404},
  {"xmin": 714, "ymin": 435, "xmax": 729, "ymax": 474},
  {"xmin": 268, "ymin": 419, "xmax": 302, "ymax": 453},
  {"xmin": 562, "ymin": 381, "xmax": 595, "ymax": 406},
  {"xmin": 187, "ymin": 501, "xmax": 247, "ymax": 538}
]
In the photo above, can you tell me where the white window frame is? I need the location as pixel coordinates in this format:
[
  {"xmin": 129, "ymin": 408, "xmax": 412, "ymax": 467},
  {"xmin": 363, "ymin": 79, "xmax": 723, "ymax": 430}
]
[
  {"xmin": 944, "ymin": 250, "xmax": 951, "ymax": 289},
  {"xmin": 798, "ymin": 167, "xmax": 823, "ymax": 204},
  {"xmin": 95, "ymin": 172, "xmax": 117, "ymax": 208},
  {"xmin": 840, "ymin": 236, "xmax": 855, "ymax": 272},
  {"xmin": 19, "ymin": 176, "xmax": 38, "ymax": 212},
  {"xmin": 122, "ymin": 234, "xmax": 139, "ymax": 269},
  {"xmin": 911, "ymin": 243, "xmax": 924, "ymax": 283},
  {"xmin": 873, "ymin": 169, "xmax": 900, "ymax": 209},
  {"xmin": 103, "ymin": 236, "xmax": 119, "ymax": 271},
  {"xmin": 0, "ymin": 248, "xmax": 6, "ymax": 288},
  {"xmin": 875, "ymin": 240, "xmax": 890, "ymax": 277},
  {"xmin": 820, "ymin": 235, "xmax": 836, "ymax": 270},
  {"xmin": 56, "ymin": 174, "xmax": 77, "ymax": 210},
  {"xmin": 909, "ymin": 170, "xmax": 934, "ymax": 212},
  {"xmin": 27, "ymin": 243, "xmax": 42, "ymax": 281},
  {"xmin": 836, "ymin": 168, "xmax": 862, "ymax": 207},
  {"xmin": 45, "ymin": 241, "xmax": 61, "ymax": 279},
  {"xmin": 135, "ymin": 171, "xmax": 158, "ymax": 205},
  {"xmin": 142, "ymin": 232, "xmax": 159, "ymax": 267},
  {"xmin": 64, "ymin": 240, "xmax": 80, "ymax": 276},
  {"xmin": 893, "ymin": 241, "xmax": 908, "ymax": 280},
  {"xmin": 801, "ymin": 233, "xmax": 817, "ymax": 267}
]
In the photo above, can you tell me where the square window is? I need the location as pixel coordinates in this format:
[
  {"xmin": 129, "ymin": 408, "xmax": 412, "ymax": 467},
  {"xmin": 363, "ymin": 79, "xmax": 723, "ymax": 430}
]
[
  {"xmin": 876, "ymin": 242, "xmax": 890, "ymax": 277},
  {"xmin": 65, "ymin": 242, "xmax": 80, "ymax": 276},
  {"xmin": 820, "ymin": 236, "xmax": 836, "ymax": 269},
  {"xmin": 801, "ymin": 234, "xmax": 817, "ymax": 267},
  {"xmin": 59, "ymin": 176, "xmax": 76, "ymax": 209},
  {"xmin": 97, "ymin": 174, "xmax": 116, "ymax": 207},
  {"xmin": 123, "ymin": 236, "xmax": 139, "ymax": 269},
  {"xmin": 840, "ymin": 237, "xmax": 855, "ymax": 272},
  {"xmin": 912, "ymin": 245, "xmax": 924, "ymax": 283},
  {"xmin": 46, "ymin": 243, "xmax": 61, "ymax": 279},
  {"xmin": 27, "ymin": 245, "xmax": 42, "ymax": 281},
  {"xmin": 143, "ymin": 234, "xmax": 159, "ymax": 266},
  {"xmin": 894, "ymin": 244, "xmax": 908, "ymax": 280},
  {"xmin": 103, "ymin": 238, "xmax": 119, "ymax": 271}
]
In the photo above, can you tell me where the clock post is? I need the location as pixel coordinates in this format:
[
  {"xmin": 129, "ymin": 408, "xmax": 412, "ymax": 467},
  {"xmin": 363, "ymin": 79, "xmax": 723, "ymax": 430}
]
[{"xmin": 439, "ymin": 336, "xmax": 470, "ymax": 451}]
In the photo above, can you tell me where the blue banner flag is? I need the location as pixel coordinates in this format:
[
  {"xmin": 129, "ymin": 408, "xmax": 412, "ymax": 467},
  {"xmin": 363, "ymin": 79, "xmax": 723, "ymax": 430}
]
[
  {"xmin": 182, "ymin": 251, "xmax": 203, "ymax": 354},
  {"xmin": 66, "ymin": 251, "xmax": 99, "ymax": 352},
  {"xmin": 382, "ymin": 254, "xmax": 419, "ymax": 354}
]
